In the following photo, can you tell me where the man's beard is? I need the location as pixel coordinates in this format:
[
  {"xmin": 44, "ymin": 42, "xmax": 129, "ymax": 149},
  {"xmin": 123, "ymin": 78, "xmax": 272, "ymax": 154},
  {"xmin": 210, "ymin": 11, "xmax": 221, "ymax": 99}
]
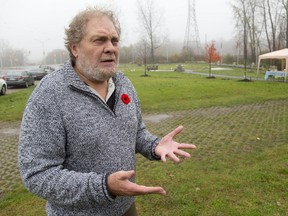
[{"xmin": 76, "ymin": 56, "xmax": 117, "ymax": 82}]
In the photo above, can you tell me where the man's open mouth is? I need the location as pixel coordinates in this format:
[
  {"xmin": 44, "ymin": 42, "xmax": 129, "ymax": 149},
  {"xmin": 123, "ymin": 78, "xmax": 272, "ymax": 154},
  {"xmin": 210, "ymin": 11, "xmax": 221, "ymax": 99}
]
[{"xmin": 101, "ymin": 59, "xmax": 115, "ymax": 63}]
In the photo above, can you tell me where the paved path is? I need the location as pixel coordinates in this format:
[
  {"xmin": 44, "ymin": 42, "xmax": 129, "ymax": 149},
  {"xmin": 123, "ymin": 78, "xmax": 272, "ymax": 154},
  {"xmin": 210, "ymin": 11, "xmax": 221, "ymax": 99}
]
[
  {"xmin": 0, "ymin": 122, "xmax": 22, "ymax": 196},
  {"xmin": 1, "ymin": 100, "xmax": 287, "ymax": 196},
  {"xmin": 184, "ymin": 69, "xmax": 264, "ymax": 81}
]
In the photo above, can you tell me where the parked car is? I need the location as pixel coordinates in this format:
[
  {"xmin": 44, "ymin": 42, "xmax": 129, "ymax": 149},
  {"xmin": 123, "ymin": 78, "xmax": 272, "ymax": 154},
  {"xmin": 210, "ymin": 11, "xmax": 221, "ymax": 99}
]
[
  {"xmin": 41, "ymin": 65, "xmax": 55, "ymax": 73},
  {"xmin": 28, "ymin": 67, "xmax": 48, "ymax": 80},
  {"xmin": 4, "ymin": 70, "xmax": 35, "ymax": 88},
  {"xmin": 0, "ymin": 78, "xmax": 7, "ymax": 95},
  {"xmin": 0, "ymin": 70, "xmax": 6, "ymax": 79}
]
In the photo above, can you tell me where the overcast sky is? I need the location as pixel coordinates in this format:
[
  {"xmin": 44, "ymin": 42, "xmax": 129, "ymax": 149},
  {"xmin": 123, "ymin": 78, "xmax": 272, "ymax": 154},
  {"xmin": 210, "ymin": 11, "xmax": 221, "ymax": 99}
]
[{"xmin": 0, "ymin": 0, "xmax": 234, "ymax": 61}]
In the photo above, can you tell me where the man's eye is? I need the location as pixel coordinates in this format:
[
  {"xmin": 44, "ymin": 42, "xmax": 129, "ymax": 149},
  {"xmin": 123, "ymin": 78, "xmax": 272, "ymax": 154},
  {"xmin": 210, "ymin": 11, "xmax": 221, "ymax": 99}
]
[
  {"xmin": 112, "ymin": 40, "xmax": 119, "ymax": 46},
  {"xmin": 91, "ymin": 37, "xmax": 118, "ymax": 45},
  {"xmin": 94, "ymin": 38, "xmax": 105, "ymax": 43}
]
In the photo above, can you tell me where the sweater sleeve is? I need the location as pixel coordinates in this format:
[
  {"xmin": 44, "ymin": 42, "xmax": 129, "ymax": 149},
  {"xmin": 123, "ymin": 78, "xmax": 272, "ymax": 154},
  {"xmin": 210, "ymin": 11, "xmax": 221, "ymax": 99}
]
[
  {"xmin": 18, "ymin": 85, "xmax": 115, "ymax": 208},
  {"xmin": 125, "ymin": 79, "xmax": 161, "ymax": 160},
  {"xmin": 135, "ymin": 116, "xmax": 161, "ymax": 160}
]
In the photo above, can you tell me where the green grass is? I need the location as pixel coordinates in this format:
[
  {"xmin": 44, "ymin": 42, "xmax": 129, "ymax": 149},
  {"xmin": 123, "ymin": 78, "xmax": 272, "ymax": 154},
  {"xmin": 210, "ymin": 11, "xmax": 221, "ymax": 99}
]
[
  {"xmin": 0, "ymin": 87, "xmax": 35, "ymax": 121},
  {"xmin": 122, "ymin": 68, "xmax": 287, "ymax": 113},
  {"xmin": 136, "ymin": 144, "xmax": 288, "ymax": 215},
  {"xmin": 0, "ymin": 64, "xmax": 287, "ymax": 215},
  {"xmin": 0, "ymin": 188, "xmax": 46, "ymax": 216},
  {"xmin": 122, "ymin": 62, "xmax": 266, "ymax": 79}
]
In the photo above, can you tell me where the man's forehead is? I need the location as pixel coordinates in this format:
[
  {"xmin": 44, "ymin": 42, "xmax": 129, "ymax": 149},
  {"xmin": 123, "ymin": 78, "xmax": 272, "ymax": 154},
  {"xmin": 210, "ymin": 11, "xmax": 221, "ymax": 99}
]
[{"xmin": 86, "ymin": 16, "xmax": 118, "ymax": 36}]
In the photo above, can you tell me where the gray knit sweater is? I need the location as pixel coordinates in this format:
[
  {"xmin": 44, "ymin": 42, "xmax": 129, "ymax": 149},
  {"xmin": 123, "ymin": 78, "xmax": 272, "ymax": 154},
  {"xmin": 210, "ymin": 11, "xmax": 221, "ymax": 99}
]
[{"xmin": 18, "ymin": 61, "xmax": 160, "ymax": 215}]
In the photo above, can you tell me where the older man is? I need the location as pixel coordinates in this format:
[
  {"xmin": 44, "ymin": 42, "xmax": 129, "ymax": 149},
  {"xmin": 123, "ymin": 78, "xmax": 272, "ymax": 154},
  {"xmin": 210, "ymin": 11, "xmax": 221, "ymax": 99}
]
[{"xmin": 18, "ymin": 7, "xmax": 196, "ymax": 216}]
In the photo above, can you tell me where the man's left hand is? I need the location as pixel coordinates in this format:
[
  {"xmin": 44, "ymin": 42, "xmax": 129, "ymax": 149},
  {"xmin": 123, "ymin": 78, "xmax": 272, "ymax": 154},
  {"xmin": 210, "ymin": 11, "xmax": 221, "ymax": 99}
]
[{"xmin": 155, "ymin": 126, "xmax": 196, "ymax": 163}]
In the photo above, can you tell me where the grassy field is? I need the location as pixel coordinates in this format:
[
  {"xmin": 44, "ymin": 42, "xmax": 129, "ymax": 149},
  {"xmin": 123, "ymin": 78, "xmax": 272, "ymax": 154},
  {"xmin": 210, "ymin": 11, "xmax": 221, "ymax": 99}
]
[
  {"xmin": 121, "ymin": 62, "xmax": 267, "ymax": 79},
  {"xmin": 0, "ymin": 65, "xmax": 287, "ymax": 215},
  {"xmin": 123, "ymin": 68, "xmax": 287, "ymax": 113}
]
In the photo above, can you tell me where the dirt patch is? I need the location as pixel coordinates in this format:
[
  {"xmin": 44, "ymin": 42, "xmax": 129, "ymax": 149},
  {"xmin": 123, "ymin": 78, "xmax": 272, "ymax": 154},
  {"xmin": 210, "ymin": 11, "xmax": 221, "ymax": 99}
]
[
  {"xmin": 143, "ymin": 114, "xmax": 173, "ymax": 123},
  {"xmin": 0, "ymin": 121, "xmax": 21, "ymax": 136},
  {"xmin": 0, "ymin": 128, "xmax": 20, "ymax": 135}
]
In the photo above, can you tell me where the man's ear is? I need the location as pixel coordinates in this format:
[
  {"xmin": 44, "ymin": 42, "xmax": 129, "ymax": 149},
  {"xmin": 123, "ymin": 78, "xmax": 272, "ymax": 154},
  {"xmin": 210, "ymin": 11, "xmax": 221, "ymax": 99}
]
[{"xmin": 70, "ymin": 43, "xmax": 78, "ymax": 58}]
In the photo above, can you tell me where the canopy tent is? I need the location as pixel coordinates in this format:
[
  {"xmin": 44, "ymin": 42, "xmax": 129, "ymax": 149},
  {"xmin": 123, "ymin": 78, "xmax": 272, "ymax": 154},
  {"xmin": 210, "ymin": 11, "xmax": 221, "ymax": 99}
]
[
  {"xmin": 257, "ymin": 48, "xmax": 288, "ymax": 74},
  {"xmin": 257, "ymin": 48, "xmax": 288, "ymax": 80}
]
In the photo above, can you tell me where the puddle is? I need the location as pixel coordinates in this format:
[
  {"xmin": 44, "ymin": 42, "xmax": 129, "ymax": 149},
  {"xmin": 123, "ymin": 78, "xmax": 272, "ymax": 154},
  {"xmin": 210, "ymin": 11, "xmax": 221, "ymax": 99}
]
[
  {"xmin": 143, "ymin": 114, "xmax": 173, "ymax": 123},
  {"xmin": 0, "ymin": 128, "xmax": 20, "ymax": 135}
]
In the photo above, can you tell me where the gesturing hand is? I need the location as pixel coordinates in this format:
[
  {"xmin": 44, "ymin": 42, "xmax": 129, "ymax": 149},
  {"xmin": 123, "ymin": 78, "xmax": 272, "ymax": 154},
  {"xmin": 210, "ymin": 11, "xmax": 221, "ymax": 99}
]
[
  {"xmin": 107, "ymin": 170, "xmax": 166, "ymax": 197},
  {"xmin": 155, "ymin": 125, "xmax": 196, "ymax": 163}
]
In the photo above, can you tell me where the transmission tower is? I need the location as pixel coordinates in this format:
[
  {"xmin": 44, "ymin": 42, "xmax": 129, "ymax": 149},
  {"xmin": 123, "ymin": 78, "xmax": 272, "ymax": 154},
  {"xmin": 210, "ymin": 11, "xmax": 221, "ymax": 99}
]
[{"xmin": 182, "ymin": 0, "xmax": 202, "ymax": 61}]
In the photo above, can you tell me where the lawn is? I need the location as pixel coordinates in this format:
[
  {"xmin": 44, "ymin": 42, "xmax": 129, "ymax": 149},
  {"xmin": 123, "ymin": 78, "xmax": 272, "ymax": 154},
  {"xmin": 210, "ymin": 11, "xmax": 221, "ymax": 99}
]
[{"xmin": 0, "ymin": 65, "xmax": 287, "ymax": 215}]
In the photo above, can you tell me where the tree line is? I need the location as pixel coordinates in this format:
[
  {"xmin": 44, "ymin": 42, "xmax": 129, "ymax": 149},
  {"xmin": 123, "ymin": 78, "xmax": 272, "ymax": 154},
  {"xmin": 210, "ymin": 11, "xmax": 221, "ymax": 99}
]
[
  {"xmin": 1, "ymin": 0, "xmax": 287, "ymax": 68},
  {"xmin": 120, "ymin": 0, "xmax": 288, "ymax": 67},
  {"xmin": 0, "ymin": 39, "xmax": 69, "ymax": 67},
  {"xmin": 232, "ymin": 0, "xmax": 288, "ymax": 69}
]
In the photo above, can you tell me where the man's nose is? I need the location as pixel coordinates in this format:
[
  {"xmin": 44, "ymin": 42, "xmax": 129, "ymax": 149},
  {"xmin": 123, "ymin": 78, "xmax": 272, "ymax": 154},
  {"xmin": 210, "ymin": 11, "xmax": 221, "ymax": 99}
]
[{"xmin": 104, "ymin": 40, "xmax": 117, "ymax": 53}]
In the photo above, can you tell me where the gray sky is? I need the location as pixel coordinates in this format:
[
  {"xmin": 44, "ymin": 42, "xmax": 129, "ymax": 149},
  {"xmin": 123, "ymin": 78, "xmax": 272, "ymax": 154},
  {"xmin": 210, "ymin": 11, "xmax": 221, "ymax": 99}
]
[{"xmin": 0, "ymin": 0, "xmax": 234, "ymax": 61}]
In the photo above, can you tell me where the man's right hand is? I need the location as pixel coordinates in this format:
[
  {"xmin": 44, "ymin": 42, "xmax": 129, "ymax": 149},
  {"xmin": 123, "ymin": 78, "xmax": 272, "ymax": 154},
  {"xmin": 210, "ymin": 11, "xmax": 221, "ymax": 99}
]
[{"xmin": 107, "ymin": 170, "xmax": 166, "ymax": 196}]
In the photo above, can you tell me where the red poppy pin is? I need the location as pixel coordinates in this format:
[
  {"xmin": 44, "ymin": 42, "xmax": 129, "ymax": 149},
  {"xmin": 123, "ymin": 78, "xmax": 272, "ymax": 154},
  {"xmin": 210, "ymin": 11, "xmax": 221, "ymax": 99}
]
[{"xmin": 121, "ymin": 93, "xmax": 130, "ymax": 104}]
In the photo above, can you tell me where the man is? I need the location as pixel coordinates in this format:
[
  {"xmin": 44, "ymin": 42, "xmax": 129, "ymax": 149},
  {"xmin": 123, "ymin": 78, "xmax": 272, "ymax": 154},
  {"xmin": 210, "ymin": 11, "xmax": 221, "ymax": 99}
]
[{"xmin": 18, "ymin": 7, "xmax": 196, "ymax": 216}]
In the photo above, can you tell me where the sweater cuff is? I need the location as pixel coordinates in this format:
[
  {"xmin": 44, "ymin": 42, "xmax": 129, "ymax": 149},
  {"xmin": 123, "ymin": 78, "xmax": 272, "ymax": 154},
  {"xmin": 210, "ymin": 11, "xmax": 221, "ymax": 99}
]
[
  {"xmin": 151, "ymin": 138, "xmax": 161, "ymax": 160},
  {"xmin": 103, "ymin": 173, "xmax": 116, "ymax": 201}
]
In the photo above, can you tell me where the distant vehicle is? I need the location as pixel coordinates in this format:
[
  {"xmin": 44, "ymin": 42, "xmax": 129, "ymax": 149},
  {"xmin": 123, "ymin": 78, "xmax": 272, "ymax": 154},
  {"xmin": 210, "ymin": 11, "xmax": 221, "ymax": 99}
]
[
  {"xmin": 42, "ymin": 65, "xmax": 55, "ymax": 73},
  {"xmin": 0, "ymin": 78, "xmax": 7, "ymax": 95},
  {"xmin": 4, "ymin": 70, "xmax": 35, "ymax": 88},
  {"xmin": 0, "ymin": 70, "xmax": 6, "ymax": 79},
  {"xmin": 28, "ymin": 67, "xmax": 48, "ymax": 80}
]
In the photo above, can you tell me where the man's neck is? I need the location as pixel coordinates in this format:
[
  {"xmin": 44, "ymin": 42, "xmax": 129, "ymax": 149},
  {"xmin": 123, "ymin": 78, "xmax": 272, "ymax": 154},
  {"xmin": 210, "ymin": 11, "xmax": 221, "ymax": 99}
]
[{"xmin": 74, "ymin": 66, "xmax": 109, "ymax": 100}]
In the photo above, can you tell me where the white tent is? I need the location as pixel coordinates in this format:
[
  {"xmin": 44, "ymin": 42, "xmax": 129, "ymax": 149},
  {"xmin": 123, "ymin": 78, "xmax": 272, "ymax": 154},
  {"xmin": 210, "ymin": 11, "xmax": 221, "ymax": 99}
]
[
  {"xmin": 257, "ymin": 48, "xmax": 288, "ymax": 81},
  {"xmin": 257, "ymin": 48, "xmax": 288, "ymax": 73}
]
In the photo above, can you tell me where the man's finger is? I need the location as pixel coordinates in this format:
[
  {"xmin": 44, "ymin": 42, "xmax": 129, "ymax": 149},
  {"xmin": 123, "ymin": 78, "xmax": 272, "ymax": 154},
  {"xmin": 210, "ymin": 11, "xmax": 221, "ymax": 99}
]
[
  {"xmin": 133, "ymin": 184, "xmax": 167, "ymax": 195},
  {"xmin": 178, "ymin": 143, "xmax": 197, "ymax": 149},
  {"xmin": 168, "ymin": 125, "xmax": 184, "ymax": 138},
  {"xmin": 174, "ymin": 149, "xmax": 191, "ymax": 158},
  {"xmin": 161, "ymin": 154, "xmax": 167, "ymax": 163}
]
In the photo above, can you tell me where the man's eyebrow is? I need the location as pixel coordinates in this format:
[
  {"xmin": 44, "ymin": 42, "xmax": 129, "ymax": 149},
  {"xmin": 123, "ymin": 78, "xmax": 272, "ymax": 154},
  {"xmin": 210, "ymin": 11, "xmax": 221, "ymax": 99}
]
[
  {"xmin": 90, "ymin": 35, "xmax": 119, "ymax": 40},
  {"xmin": 111, "ymin": 36, "xmax": 119, "ymax": 41},
  {"xmin": 90, "ymin": 35, "xmax": 107, "ymax": 39}
]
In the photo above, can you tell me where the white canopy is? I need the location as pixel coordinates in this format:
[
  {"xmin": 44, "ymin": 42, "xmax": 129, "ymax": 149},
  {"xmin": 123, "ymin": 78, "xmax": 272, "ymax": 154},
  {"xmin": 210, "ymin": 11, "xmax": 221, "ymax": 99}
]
[{"xmin": 257, "ymin": 48, "xmax": 288, "ymax": 74}]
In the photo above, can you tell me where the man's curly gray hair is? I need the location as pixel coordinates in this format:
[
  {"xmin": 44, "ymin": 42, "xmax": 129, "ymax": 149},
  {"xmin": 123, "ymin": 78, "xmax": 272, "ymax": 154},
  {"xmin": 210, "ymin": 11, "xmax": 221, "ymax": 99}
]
[{"xmin": 64, "ymin": 7, "xmax": 121, "ymax": 65}]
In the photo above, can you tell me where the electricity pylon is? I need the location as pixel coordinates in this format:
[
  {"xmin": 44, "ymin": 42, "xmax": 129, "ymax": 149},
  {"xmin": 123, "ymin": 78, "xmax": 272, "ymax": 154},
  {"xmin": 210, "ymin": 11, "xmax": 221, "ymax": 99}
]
[{"xmin": 182, "ymin": 0, "xmax": 202, "ymax": 62}]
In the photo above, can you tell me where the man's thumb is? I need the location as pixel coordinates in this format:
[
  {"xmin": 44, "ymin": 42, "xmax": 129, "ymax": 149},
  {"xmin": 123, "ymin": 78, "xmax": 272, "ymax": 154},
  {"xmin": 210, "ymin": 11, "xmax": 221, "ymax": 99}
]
[{"xmin": 119, "ymin": 170, "xmax": 135, "ymax": 180}]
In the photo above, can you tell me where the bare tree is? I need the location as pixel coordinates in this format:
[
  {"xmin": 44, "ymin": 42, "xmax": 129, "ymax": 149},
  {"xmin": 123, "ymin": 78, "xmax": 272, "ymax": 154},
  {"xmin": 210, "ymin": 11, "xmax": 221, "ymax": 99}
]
[
  {"xmin": 277, "ymin": 16, "xmax": 287, "ymax": 49},
  {"xmin": 233, "ymin": 0, "xmax": 267, "ymax": 65},
  {"xmin": 246, "ymin": 0, "xmax": 262, "ymax": 63},
  {"xmin": 232, "ymin": 0, "xmax": 249, "ymax": 71},
  {"xmin": 119, "ymin": 45, "xmax": 134, "ymax": 64},
  {"xmin": 45, "ymin": 49, "xmax": 69, "ymax": 65},
  {"xmin": 282, "ymin": 0, "xmax": 288, "ymax": 47},
  {"xmin": 232, "ymin": 0, "xmax": 287, "ymax": 71},
  {"xmin": 262, "ymin": 0, "xmax": 283, "ymax": 51},
  {"xmin": 136, "ymin": 0, "xmax": 163, "ymax": 64},
  {"xmin": 134, "ymin": 39, "xmax": 149, "ymax": 76},
  {"xmin": 0, "ymin": 39, "xmax": 10, "ymax": 68}
]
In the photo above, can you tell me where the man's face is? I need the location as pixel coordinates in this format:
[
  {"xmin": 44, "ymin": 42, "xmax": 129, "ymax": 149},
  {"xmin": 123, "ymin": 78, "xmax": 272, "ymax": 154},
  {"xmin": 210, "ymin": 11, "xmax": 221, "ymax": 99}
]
[{"xmin": 71, "ymin": 15, "xmax": 119, "ymax": 82}]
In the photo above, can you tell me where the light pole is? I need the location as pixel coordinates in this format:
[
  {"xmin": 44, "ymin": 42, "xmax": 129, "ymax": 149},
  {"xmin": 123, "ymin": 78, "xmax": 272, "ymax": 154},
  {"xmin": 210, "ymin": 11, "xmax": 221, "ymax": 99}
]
[
  {"xmin": 0, "ymin": 52, "xmax": 2, "ymax": 68},
  {"xmin": 36, "ymin": 38, "xmax": 49, "ymax": 65}
]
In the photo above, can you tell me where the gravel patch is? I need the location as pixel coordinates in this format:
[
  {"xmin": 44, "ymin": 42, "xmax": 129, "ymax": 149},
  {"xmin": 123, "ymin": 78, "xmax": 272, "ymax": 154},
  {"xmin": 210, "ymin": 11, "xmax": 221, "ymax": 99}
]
[{"xmin": 1, "ymin": 100, "xmax": 287, "ymax": 195}]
